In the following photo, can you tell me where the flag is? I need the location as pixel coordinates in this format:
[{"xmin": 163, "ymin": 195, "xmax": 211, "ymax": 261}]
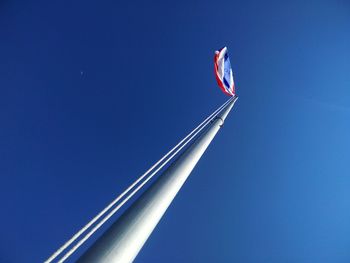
[{"xmin": 214, "ymin": 47, "xmax": 235, "ymax": 96}]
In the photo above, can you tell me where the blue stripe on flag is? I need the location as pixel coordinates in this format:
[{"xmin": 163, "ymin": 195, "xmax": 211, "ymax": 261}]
[
  {"xmin": 223, "ymin": 53, "xmax": 232, "ymax": 91},
  {"xmin": 223, "ymin": 77, "xmax": 231, "ymax": 91}
]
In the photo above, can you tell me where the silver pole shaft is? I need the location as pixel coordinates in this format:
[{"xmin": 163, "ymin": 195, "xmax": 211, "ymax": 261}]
[{"xmin": 77, "ymin": 97, "xmax": 238, "ymax": 263}]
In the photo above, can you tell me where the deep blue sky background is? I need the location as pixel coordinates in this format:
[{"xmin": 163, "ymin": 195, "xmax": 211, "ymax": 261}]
[{"xmin": 1, "ymin": 0, "xmax": 350, "ymax": 262}]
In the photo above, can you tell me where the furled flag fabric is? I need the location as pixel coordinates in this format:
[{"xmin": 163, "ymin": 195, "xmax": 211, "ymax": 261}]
[{"xmin": 214, "ymin": 47, "xmax": 235, "ymax": 96}]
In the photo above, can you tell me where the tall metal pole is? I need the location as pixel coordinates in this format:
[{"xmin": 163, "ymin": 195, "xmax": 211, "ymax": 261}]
[{"xmin": 77, "ymin": 97, "xmax": 238, "ymax": 263}]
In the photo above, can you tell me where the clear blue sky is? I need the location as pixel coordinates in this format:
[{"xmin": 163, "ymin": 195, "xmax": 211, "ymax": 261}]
[{"xmin": 1, "ymin": 0, "xmax": 350, "ymax": 262}]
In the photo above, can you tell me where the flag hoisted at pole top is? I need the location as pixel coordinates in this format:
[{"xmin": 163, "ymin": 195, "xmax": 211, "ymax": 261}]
[
  {"xmin": 44, "ymin": 46, "xmax": 238, "ymax": 263},
  {"xmin": 214, "ymin": 46, "xmax": 235, "ymax": 97}
]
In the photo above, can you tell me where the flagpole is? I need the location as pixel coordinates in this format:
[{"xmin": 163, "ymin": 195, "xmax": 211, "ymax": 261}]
[{"xmin": 77, "ymin": 96, "xmax": 238, "ymax": 263}]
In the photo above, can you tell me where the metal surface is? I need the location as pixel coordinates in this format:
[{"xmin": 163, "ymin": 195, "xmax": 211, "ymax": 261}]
[{"xmin": 77, "ymin": 97, "xmax": 237, "ymax": 263}]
